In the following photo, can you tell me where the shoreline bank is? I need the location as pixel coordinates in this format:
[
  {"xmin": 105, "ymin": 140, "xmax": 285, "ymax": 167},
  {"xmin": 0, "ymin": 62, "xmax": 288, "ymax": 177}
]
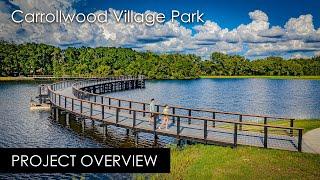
[{"xmin": 200, "ymin": 75, "xmax": 320, "ymax": 80}]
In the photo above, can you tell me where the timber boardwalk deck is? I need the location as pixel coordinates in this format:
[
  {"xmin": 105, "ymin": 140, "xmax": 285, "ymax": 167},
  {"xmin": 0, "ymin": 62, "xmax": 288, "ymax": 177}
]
[{"xmin": 47, "ymin": 76, "xmax": 303, "ymax": 151}]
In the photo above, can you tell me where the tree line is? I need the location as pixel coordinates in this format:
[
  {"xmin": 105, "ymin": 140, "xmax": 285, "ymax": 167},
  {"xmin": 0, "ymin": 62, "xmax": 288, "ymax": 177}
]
[{"xmin": 0, "ymin": 41, "xmax": 319, "ymax": 79}]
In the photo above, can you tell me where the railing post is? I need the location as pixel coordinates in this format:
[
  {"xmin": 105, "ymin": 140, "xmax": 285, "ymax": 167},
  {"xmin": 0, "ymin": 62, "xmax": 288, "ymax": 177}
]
[
  {"xmin": 102, "ymin": 105, "xmax": 104, "ymax": 119},
  {"xmin": 116, "ymin": 108, "xmax": 119, "ymax": 124},
  {"xmin": 153, "ymin": 114, "xmax": 157, "ymax": 138},
  {"xmin": 172, "ymin": 107, "xmax": 175, "ymax": 123},
  {"xmin": 64, "ymin": 96, "xmax": 67, "ymax": 108},
  {"xmin": 118, "ymin": 100, "xmax": 121, "ymax": 112},
  {"xmin": 71, "ymin": 98, "xmax": 74, "ymax": 111},
  {"xmin": 239, "ymin": 115, "xmax": 243, "ymax": 130},
  {"xmin": 290, "ymin": 119, "xmax": 294, "ymax": 136},
  {"xmin": 212, "ymin": 112, "xmax": 216, "ymax": 127},
  {"xmin": 80, "ymin": 101, "xmax": 83, "ymax": 113},
  {"xmin": 156, "ymin": 105, "xmax": 159, "ymax": 112},
  {"xmin": 188, "ymin": 109, "xmax": 191, "ymax": 124},
  {"xmin": 204, "ymin": 120, "xmax": 208, "ymax": 142},
  {"xmin": 101, "ymin": 96, "xmax": 104, "ymax": 104},
  {"xmin": 94, "ymin": 95, "xmax": 96, "ymax": 102},
  {"xmin": 264, "ymin": 126, "xmax": 268, "ymax": 148},
  {"xmin": 58, "ymin": 94, "xmax": 61, "ymax": 106},
  {"xmin": 129, "ymin": 101, "xmax": 132, "ymax": 114},
  {"xmin": 234, "ymin": 123, "xmax": 238, "ymax": 147},
  {"xmin": 90, "ymin": 103, "xmax": 93, "ymax": 117},
  {"xmin": 264, "ymin": 117, "xmax": 267, "ymax": 124},
  {"xmin": 143, "ymin": 104, "xmax": 146, "ymax": 117},
  {"xmin": 133, "ymin": 111, "xmax": 136, "ymax": 128},
  {"xmin": 298, "ymin": 129, "xmax": 303, "ymax": 152},
  {"xmin": 177, "ymin": 117, "xmax": 180, "ymax": 136},
  {"xmin": 108, "ymin": 98, "xmax": 111, "ymax": 109}
]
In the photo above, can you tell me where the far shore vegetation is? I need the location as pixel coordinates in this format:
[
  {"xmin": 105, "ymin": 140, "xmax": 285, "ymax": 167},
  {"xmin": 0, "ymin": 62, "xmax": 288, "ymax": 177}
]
[
  {"xmin": 0, "ymin": 41, "xmax": 319, "ymax": 80},
  {"xmin": 1, "ymin": 75, "xmax": 320, "ymax": 81},
  {"xmin": 137, "ymin": 119, "xmax": 320, "ymax": 179}
]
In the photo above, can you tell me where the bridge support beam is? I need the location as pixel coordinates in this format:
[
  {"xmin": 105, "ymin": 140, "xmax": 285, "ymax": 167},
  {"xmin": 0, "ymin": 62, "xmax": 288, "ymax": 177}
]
[
  {"xmin": 66, "ymin": 112, "xmax": 70, "ymax": 127},
  {"xmin": 153, "ymin": 134, "xmax": 159, "ymax": 146},
  {"xmin": 134, "ymin": 131, "xmax": 139, "ymax": 146},
  {"xmin": 103, "ymin": 125, "xmax": 108, "ymax": 137},
  {"xmin": 55, "ymin": 108, "xmax": 59, "ymax": 121},
  {"xmin": 51, "ymin": 106, "xmax": 55, "ymax": 120},
  {"xmin": 81, "ymin": 118, "xmax": 86, "ymax": 133},
  {"xmin": 177, "ymin": 139, "xmax": 182, "ymax": 147}
]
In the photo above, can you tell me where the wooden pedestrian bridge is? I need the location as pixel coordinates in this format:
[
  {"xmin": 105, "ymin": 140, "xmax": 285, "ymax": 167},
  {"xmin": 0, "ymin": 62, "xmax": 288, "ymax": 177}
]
[{"xmin": 45, "ymin": 76, "xmax": 303, "ymax": 152}]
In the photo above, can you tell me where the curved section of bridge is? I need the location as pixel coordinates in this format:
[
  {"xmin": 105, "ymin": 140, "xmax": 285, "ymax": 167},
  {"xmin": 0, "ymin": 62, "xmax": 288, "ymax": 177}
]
[{"xmin": 47, "ymin": 76, "xmax": 303, "ymax": 152}]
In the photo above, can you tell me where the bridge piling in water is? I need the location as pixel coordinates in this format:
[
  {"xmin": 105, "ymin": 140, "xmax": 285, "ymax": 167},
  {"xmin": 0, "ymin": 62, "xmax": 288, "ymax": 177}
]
[
  {"xmin": 103, "ymin": 125, "xmax": 108, "ymax": 137},
  {"xmin": 134, "ymin": 131, "xmax": 139, "ymax": 146},
  {"xmin": 51, "ymin": 106, "xmax": 55, "ymax": 119},
  {"xmin": 81, "ymin": 118, "xmax": 86, "ymax": 133},
  {"xmin": 55, "ymin": 108, "xmax": 59, "ymax": 121},
  {"xmin": 66, "ymin": 112, "xmax": 70, "ymax": 127}
]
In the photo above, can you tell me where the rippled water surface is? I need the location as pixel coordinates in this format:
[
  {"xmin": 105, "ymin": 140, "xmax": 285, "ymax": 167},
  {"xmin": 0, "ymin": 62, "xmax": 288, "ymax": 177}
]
[
  {"xmin": 0, "ymin": 81, "xmax": 134, "ymax": 179},
  {"xmin": 109, "ymin": 79, "xmax": 320, "ymax": 119},
  {"xmin": 0, "ymin": 79, "xmax": 319, "ymax": 179}
]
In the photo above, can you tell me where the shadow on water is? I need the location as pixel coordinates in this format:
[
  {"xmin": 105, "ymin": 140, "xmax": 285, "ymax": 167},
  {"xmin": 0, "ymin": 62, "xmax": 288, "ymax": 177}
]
[{"xmin": 54, "ymin": 111, "xmax": 174, "ymax": 148}]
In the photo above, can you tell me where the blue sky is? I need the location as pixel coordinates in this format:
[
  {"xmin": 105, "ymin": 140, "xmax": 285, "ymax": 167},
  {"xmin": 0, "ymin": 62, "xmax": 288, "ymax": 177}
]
[
  {"xmin": 75, "ymin": 0, "xmax": 320, "ymax": 29},
  {"xmin": 1, "ymin": 0, "xmax": 320, "ymax": 59}
]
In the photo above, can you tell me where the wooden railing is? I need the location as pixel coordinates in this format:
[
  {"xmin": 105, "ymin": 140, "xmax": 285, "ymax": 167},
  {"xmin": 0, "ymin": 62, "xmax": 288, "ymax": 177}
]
[
  {"xmin": 47, "ymin": 78, "xmax": 304, "ymax": 151},
  {"xmin": 71, "ymin": 78, "xmax": 298, "ymax": 135}
]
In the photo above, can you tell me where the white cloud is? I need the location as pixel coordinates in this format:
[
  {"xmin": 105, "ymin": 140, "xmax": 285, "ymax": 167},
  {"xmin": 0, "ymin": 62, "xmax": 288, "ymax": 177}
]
[
  {"xmin": 285, "ymin": 14, "xmax": 314, "ymax": 35},
  {"xmin": 0, "ymin": 0, "xmax": 319, "ymax": 59},
  {"xmin": 249, "ymin": 10, "xmax": 268, "ymax": 22},
  {"xmin": 258, "ymin": 26, "xmax": 285, "ymax": 38},
  {"xmin": 246, "ymin": 40, "xmax": 320, "ymax": 56}
]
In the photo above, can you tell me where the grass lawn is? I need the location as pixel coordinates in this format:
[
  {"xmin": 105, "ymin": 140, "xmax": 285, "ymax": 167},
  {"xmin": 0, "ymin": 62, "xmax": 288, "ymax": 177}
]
[
  {"xmin": 137, "ymin": 119, "xmax": 320, "ymax": 179},
  {"xmin": 269, "ymin": 119, "xmax": 320, "ymax": 134},
  {"xmin": 200, "ymin": 75, "xmax": 320, "ymax": 80},
  {"xmin": 140, "ymin": 145, "xmax": 320, "ymax": 180},
  {"xmin": 0, "ymin": 76, "xmax": 34, "ymax": 81}
]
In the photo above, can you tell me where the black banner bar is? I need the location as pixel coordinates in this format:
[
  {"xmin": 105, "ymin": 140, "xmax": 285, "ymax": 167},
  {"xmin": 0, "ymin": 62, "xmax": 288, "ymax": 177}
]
[{"xmin": 0, "ymin": 148, "xmax": 170, "ymax": 173}]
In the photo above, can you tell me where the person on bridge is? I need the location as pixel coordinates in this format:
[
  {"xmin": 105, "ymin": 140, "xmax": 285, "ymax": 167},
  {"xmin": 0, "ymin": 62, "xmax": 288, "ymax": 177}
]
[
  {"xmin": 159, "ymin": 104, "xmax": 170, "ymax": 130},
  {"xmin": 149, "ymin": 98, "xmax": 156, "ymax": 124}
]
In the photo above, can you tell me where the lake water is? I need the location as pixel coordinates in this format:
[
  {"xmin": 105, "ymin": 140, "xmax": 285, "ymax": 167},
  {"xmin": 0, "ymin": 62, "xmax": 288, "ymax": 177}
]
[
  {"xmin": 0, "ymin": 81, "xmax": 133, "ymax": 179},
  {"xmin": 110, "ymin": 79, "xmax": 320, "ymax": 119},
  {"xmin": 0, "ymin": 79, "xmax": 319, "ymax": 178}
]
